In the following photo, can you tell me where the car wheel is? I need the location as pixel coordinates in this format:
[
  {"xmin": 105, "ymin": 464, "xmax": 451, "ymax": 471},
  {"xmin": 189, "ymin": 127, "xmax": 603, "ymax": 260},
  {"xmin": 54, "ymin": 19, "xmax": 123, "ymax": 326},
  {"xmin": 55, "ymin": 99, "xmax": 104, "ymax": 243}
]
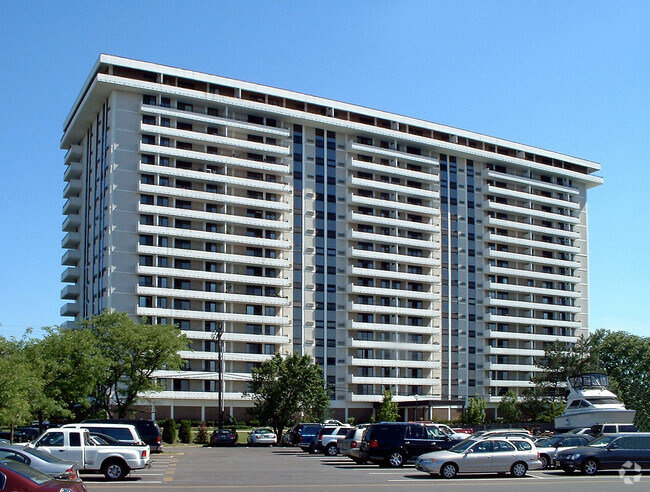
[
  {"xmin": 352, "ymin": 458, "xmax": 365, "ymax": 465},
  {"xmin": 102, "ymin": 459, "xmax": 128, "ymax": 480},
  {"xmin": 386, "ymin": 450, "xmax": 405, "ymax": 468},
  {"xmin": 440, "ymin": 462, "xmax": 458, "ymax": 479},
  {"xmin": 582, "ymin": 458, "xmax": 598, "ymax": 476},
  {"xmin": 539, "ymin": 454, "xmax": 550, "ymax": 469},
  {"xmin": 326, "ymin": 443, "xmax": 338, "ymax": 456},
  {"xmin": 511, "ymin": 461, "xmax": 528, "ymax": 478},
  {"xmin": 308, "ymin": 444, "xmax": 317, "ymax": 454}
]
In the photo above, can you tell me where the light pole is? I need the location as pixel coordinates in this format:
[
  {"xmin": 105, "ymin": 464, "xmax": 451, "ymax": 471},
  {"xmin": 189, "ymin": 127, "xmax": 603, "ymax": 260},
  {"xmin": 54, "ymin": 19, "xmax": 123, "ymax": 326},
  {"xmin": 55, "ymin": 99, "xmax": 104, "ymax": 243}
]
[{"xmin": 212, "ymin": 323, "xmax": 224, "ymax": 430}]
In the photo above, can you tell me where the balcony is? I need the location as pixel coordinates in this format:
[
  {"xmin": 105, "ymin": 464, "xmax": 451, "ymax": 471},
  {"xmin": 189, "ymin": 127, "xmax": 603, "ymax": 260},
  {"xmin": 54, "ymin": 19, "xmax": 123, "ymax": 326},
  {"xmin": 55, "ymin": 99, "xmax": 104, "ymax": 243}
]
[
  {"xmin": 63, "ymin": 180, "xmax": 82, "ymax": 198},
  {"xmin": 61, "ymin": 249, "xmax": 80, "ymax": 266},
  {"xmin": 61, "ymin": 232, "xmax": 80, "ymax": 249},
  {"xmin": 62, "ymin": 215, "xmax": 81, "ymax": 232},
  {"xmin": 63, "ymin": 197, "xmax": 82, "ymax": 215},
  {"xmin": 61, "ymin": 267, "xmax": 79, "ymax": 283},
  {"xmin": 347, "ymin": 356, "xmax": 440, "ymax": 369},
  {"xmin": 61, "ymin": 284, "xmax": 80, "ymax": 299},
  {"xmin": 486, "ymin": 330, "xmax": 578, "ymax": 344},
  {"xmin": 60, "ymin": 302, "xmax": 79, "ymax": 317},
  {"xmin": 64, "ymin": 160, "xmax": 83, "ymax": 181},
  {"xmin": 64, "ymin": 145, "xmax": 83, "ymax": 165}
]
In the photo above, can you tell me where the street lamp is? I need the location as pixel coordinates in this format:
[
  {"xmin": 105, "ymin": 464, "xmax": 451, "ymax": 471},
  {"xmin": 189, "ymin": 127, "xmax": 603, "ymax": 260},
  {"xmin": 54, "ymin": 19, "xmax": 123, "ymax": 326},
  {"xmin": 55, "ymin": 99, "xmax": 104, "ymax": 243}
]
[{"xmin": 212, "ymin": 323, "xmax": 224, "ymax": 430}]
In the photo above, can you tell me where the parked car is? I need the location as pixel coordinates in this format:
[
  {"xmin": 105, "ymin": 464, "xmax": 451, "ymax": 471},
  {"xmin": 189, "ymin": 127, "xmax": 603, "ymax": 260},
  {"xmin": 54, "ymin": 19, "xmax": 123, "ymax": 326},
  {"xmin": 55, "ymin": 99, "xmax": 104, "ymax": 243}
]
[
  {"xmin": 0, "ymin": 430, "xmax": 28, "ymax": 443},
  {"xmin": 566, "ymin": 427, "xmax": 592, "ymax": 435},
  {"xmin": 588, "ymin": 423, "xmax": 638, "ymax": 436},
  {"xmin": 83, "ymin": 419, "xmax": 164, "ymax": 453},
  {"xmin": 210, "ymin": 429, "xmax": 238, "ymax": 446},
  {"xmin": 415, "ymin": 437, "xmax": 542, "ymax": 478},
  {"xmin": 471, "ymin": 429, "xmax": 532, "ymax": 439},
  {"xmin": 298, "ymin": 424, "xmax": 324, "ymax": 453},
  {"xmin": 535, "ymin": 433, "xmax": 594, "ymax": 468},
  {"xmin": 0, "ymin": 445, "xmax": 79, "ymax": 479},
  {"xmin": 360, "ymin": 422, "xmax": 456, "ymax": 467},
  {"xmin": 555, "ymin": 432, "xmax": 650, "ymax": 475},
  {"xmin": 16, "ymin": 427, "xmax": 41, "ymax": 441},
  {"xmin": 340, "ymin": 425, "xmax": 369, "ymax": 464},
  {"xmin": 313, "ymin": 425, "xmax": 353, "ymax": 456},
  {"xmin": 0, "ymin": 460, "xmax": 87, "ymax": 492},
  {"xmin": 62, "ymin": 423, "xmax": 143, "ymax": 446},
  {"xmin": 247, "ymin": 428, "xmax": 277, "ymax": 446}
]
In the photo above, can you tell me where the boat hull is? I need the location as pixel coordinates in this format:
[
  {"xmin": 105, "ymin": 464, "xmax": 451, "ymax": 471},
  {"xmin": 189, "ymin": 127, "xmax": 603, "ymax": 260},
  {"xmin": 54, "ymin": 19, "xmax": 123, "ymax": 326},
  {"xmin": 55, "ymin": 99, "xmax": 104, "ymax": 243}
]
[{"xmin": 554, "ymin": 408, "xmax": 636, "ymax": 431}]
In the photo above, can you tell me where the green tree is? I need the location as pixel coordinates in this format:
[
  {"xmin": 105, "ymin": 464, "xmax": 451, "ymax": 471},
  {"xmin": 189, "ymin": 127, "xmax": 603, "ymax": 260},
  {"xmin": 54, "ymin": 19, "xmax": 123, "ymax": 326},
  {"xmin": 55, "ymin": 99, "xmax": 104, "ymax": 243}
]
[
  {"xmin": 24, "ymin": 326, "xmax": 106, "ymax": 425},
  {"xmin": 376, "ymin": 391, "xmax": 399, "ymax": 422},
  {"xmin": 464, "ymin": 395, "xmax": 486, "ymax": 425},
  {"xmin": 591, "ymin": 330, "xmax": 650, "ymax": 431},
  {"xmin": 246, "ymin": 352, "xmax": 329, "ymax": 439},
  {"xmin": 532, "ymin": 336, "xmax": 599, "ymax": 400},
  {"xmin": 84, "ymin": 312, "xmax": 188, "ymax": 418},
  {"xmin": 0, "ymin": 337, "xmax": 36, "ymax": 441},
  {"xmin": 519, "ymin": 388, "xmax": 564, "ymax": 423},
  {"xmin": 497, "ymin": 390, "xmax": 521, "ymax": 423}
]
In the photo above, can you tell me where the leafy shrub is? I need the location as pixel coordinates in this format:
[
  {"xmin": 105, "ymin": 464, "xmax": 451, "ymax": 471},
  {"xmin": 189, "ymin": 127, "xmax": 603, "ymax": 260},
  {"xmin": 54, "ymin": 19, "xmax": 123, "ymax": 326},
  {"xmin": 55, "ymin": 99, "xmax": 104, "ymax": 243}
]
[
  {"xmin": 162, "ymin": 418, "xmax": 177, "ymax": 444},
  {"xmin": 179, "ymin": 420, "xmax": 192, "ymax": 443}
]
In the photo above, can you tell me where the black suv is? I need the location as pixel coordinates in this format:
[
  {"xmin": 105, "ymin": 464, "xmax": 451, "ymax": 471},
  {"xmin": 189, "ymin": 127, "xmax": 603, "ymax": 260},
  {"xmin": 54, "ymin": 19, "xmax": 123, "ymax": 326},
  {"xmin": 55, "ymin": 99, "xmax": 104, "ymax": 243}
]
[
  {"xmin": 83, "ymin": 419, "xmax": 164, "ymax": 453},
  {"xmin": 360, "ymin": 422, "xmax": 457, "ymax": 467}
]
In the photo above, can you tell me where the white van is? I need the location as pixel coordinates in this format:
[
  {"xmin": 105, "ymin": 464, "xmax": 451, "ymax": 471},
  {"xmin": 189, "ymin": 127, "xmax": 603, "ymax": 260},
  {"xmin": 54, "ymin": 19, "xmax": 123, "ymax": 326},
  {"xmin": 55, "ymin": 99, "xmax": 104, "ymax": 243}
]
[{"xmin": 62, "ymin": 423, "xmax": 143, "ymax": 445}]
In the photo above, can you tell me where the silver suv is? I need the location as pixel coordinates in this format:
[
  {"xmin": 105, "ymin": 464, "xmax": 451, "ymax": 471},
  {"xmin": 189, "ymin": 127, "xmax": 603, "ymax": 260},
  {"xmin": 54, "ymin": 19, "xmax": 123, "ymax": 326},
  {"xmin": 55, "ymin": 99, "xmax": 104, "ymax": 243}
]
[{"xmin": 314, "ymin": 425, "xmax": 353, "ymax": 456}]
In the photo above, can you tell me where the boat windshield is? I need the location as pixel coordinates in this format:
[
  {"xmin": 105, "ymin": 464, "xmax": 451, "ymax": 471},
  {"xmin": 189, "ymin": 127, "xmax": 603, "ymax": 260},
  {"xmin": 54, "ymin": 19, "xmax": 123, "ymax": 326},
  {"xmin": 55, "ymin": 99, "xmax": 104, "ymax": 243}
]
[
  {"xmin": 568, "ymin": 374, "xmax": 608, "ymax": 389},
  {"xmin": 585, "ymin": 397, "xmax": 621, "ymax": 405},
  {"xmin": 587, "ymin": 435, "xmax": 617, "ymax": 448}
]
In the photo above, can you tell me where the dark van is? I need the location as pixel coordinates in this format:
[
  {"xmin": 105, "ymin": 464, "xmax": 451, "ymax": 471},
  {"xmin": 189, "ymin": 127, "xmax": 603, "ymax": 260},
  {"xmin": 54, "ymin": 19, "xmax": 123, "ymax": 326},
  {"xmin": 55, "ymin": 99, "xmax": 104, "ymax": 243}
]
[{"xmin": 83, "ymin": 419, "xmax": 163, "ymax": 453}]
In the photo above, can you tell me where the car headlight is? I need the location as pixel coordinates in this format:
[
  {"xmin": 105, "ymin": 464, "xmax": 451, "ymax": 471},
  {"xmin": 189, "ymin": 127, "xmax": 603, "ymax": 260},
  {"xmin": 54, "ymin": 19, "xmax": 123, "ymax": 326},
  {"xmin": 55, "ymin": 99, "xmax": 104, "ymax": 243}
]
[
  {"xmin": 565, "ymin": 453, "xmax": 581, "ymax": 460},
  {"xmin": 418, "ymin": 458, "xmax": 437, "ymax": 464}
]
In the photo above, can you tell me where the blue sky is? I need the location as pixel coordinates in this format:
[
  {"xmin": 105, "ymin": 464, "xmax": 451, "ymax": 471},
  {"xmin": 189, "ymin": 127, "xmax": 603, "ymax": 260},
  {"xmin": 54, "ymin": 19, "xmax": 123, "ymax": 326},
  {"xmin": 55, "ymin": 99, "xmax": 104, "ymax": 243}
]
[{"xmin": 1, "ymin": 0, "xmax": 648, "ymax": 339}]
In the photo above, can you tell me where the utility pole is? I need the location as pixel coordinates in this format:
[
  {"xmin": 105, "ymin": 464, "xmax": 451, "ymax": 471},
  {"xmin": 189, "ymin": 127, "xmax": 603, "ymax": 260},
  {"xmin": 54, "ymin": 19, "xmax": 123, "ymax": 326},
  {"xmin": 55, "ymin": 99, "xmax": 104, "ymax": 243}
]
[{"xmin": 212, "ymin": 323, "xmax": 224, "ymax": 430}]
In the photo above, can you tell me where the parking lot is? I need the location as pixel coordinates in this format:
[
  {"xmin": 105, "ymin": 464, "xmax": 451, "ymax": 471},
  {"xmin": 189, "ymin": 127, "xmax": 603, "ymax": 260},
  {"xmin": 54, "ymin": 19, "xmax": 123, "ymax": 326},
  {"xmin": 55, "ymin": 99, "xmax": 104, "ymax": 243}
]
[{"xmin": 82, "ymin": 445, "xmax": 646, "ymax": 492}]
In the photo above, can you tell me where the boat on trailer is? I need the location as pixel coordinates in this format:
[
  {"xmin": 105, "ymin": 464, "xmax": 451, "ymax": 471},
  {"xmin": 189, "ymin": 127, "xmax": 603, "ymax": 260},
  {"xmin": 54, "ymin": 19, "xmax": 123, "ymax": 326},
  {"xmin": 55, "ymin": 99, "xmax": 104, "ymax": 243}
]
[{"xmin": 554, "ymin": 373, "xmax": 635, "ymax": 431}]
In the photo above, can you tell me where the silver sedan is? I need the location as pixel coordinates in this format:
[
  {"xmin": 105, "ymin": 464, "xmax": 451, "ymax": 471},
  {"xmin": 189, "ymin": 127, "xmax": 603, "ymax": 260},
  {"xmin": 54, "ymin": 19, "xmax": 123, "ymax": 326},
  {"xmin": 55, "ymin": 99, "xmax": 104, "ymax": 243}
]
[
  {"xmin": 0, "ymin": 445, "xmax": 80, "ymax": 479},
  {"xmin": 415, "ymin": 437, "xmax": 542, "ymax": 478},
  {"xmin": 248, "ymin": 428, "xmax": 277, "ymax": 446}
]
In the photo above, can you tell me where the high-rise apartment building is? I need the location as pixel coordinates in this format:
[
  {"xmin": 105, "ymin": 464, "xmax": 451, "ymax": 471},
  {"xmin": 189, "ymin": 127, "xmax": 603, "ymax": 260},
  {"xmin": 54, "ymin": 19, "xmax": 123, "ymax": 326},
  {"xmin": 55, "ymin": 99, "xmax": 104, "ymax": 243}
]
[{"xmin": 60, "ymin": 55, "xmax": 602, "ymax": 421}]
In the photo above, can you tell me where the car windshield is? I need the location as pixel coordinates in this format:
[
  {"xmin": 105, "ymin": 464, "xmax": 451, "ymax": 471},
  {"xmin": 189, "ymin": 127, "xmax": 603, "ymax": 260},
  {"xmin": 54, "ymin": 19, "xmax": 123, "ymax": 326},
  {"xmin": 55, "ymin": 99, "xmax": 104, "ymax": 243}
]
[
  {"xmin": 448, "ymin": 439, "xmax": 478, "ymax": 453},
  {"xmin": 588, "ymin": 435, "xmax": 618, "ymax": 447},
  {"xmin": 536, "ymin": 437, "xmax": 562, "ymax": 448},
  {"xmin": 255, "ymin": 428, "xmax": 273, "ymax": 433}
]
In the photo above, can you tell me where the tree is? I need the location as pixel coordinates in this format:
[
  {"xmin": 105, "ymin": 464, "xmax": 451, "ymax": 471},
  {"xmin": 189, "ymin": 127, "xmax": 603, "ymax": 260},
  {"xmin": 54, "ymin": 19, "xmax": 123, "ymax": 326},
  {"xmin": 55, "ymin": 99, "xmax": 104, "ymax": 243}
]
[
  {"xmin": 591, "ymin": 330, "xmax": 650, "ymax": 431},
  {"xmin": 0, "ymin": 337, "xmax": 36, "ymax": 441},
  {"xmin": 519, "ymin": 388, "xmax": 564, "ymax": 423},
  {"xmin": 376, "ymin": 391, "xmax": 399, "ymax": 422},
  {"xmin": 83, "ymin": 312, "xmax": 188, "ymax": 418},
  {"xmin": 464, "ymin": 396, "xmax": 486, "ymax": 425},
  {"xmin": 246, "ymin": 352, "xmax": 329, "ymax": 439},
  {"xmin": 24, "ymin": 326, "xmax": 106, "ymax": 426},
  {"xmin": 497, "ymin": 390, "xmax": 521, "ymax": 423},
  {"xmin": 532, "ymin": 336, "xmax": 599, "ymax": 400}
]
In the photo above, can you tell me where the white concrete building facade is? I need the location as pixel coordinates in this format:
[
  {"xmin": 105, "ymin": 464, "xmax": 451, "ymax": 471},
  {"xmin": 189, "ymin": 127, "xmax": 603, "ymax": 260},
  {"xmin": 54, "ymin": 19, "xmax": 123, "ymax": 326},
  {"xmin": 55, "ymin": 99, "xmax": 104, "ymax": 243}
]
[{"xmin": 60, "ymin": 55, "xmax": 602, "ymax": 421}]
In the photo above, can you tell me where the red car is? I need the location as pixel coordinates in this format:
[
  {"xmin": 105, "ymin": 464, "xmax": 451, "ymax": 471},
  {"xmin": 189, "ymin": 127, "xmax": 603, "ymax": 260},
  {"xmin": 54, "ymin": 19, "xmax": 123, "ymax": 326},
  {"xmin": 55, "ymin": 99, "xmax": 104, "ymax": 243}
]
[{"xmin": 0, "ymin": 460, "xmax": 86, "ymax": 491}]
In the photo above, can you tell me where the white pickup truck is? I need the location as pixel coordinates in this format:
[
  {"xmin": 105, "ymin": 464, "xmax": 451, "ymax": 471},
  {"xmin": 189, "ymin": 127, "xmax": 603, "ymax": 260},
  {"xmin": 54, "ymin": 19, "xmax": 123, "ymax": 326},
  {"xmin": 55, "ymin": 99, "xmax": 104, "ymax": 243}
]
[{"xmin": 29, "ymin": 427, "xmax": 150, "ymax": 480}]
